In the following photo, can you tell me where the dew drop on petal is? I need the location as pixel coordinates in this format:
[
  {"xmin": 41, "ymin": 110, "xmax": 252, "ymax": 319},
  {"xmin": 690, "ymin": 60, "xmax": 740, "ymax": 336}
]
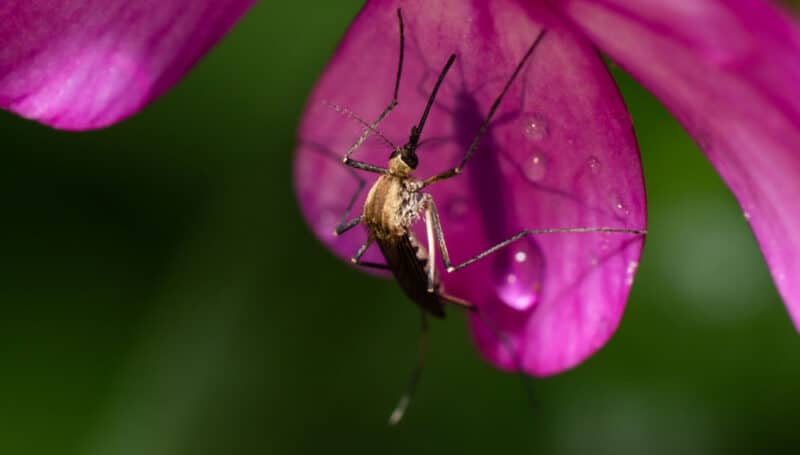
[
  {"xmin": 625, "ymin": 260, "xmax": 639, "ymax": 286},
  {"xmin": 521, "ymin": 113, "xmax": 548, "ymax": 141},
  {"xmin": 493, "ymin": 242, "xmax": 542, "ymax": 311},
  {"xmin": 743, "ymin": 211, "xmax": 752, "ymax": 220},
  {"xmin": 522, "ymin": 151, "xmax": 548, "ymax": 182},
  {"xmin": 587, "ymin": 155, "xmax": 601, "ymax": 174},
  {"xmin": 610, "ymin": 192, "xmax": 630, "ymax": 217}
]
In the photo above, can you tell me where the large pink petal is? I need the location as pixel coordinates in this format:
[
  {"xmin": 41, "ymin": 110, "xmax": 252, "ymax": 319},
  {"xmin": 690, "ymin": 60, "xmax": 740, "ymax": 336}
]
[
  {"xmin": 0, "ymin": 0, "xmax": 255, "ymax": 130},
  {"xmin": 552, "ymin": 0, "xmax": 800, "ymax": 329},
  {"xmin": 294, "ymin": 0, "xmax": 646, "ymax": 375}
]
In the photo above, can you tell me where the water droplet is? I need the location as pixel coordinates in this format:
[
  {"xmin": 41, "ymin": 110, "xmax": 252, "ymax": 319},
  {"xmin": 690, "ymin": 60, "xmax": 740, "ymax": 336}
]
[
  {"xmin": 625, "ymin": 260, "xmax": 639, "ymax": 286},
  {"xmin": 587, "ymin": 156, "xmax": 601, "ymax": 174},
  {"xmin": 610, "ymin": 193, "xmax": 630, "ymax": 217},
  {"xmin": 522, "ymin": 152, "xmax": 548, "ymax": 182},
  {"xmin": 743, "ymin": 211, "xmax": 751, "ymax": 220},
  {"xmin": 493, "ymin": 242, "xmax": 543, "ymax": 311},
  {"xmin": 521, "ymin": 113, "xmax": 548, "ymax": 141}
]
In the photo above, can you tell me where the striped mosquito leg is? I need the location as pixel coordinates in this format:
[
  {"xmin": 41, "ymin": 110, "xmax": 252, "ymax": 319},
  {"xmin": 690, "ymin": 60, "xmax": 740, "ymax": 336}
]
[{"xmin": 349, "ymin": 236, "xmax": 390, "ymax": 270}]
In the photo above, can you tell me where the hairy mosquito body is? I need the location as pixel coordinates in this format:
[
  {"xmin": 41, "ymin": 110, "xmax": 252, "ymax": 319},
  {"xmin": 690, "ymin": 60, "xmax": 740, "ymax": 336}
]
[{"xmin": 359, "ymin": 155, "xmax": 469, "ymax": 318}]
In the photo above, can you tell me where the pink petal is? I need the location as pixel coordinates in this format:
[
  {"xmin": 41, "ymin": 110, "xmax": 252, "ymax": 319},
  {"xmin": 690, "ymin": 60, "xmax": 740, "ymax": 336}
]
[
  {"xmin": 294, "ymin": 0, "xmax": 646, "ymax": 375},
  {"xmin": 553, "ymin": 0, "xmax": 800, "ymax": 329},
  {"xmin": 0, "ymin": 0, "xmax": 255, "ymax": 130}
]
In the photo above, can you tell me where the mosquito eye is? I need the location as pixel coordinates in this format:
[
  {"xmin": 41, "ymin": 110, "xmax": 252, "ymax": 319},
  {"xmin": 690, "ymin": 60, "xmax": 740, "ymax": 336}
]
[{"xmin": 403, "ymin": 154, "xmax": 418, "ymax": 169}]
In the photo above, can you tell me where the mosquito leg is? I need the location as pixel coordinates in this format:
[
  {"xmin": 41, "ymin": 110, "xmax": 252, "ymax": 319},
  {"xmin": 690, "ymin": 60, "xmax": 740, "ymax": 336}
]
[
  {"xmin": 440, "ymin": 293, "xmax": 475, "ymax": 311},
  {"xmin": 342, "ymin": 158, "xmax": 389, "ymax": 174},
  {"xmin": 333, "ymin": 166, "xmax": 367, "ymax": 236},
  {"xmin": 351, "ymin": 236, "xmax": 374, "ymax": 263},
  {"xmin": 302, "ymin": 140, "xmax": 370, "ymax": 236},
  {"xmin": 447, "ymin": 227, "xmax": 647, "ymax": 272},
  {"xmin": 354, "ymin": 261, "xmax": 390, "ymax": 270},
  {"xmin": 389, "ymin": 310, "xmax": 429, "ymax": 426},
  {"xmin": 421, "ymin": 30, "xmax": 547, "ymax": 189},
  {"xmin": 335, "ymin": 215, "xmax": 363, "ymax": 236},
  {"xmin": 424, "ymin": 204, "xmax": 437, "ymax": 293},
  {"xmin": 424, "ymin": 194, "xmax": 645, "ymax": 272},
  {"xmin": 424, "ymin": 195, "xmax": 456, "ymax": 272},
  {"xmin": 341, "ymin": 9, "xmax": 406, "ymax": 173},
  {"xmin": 348, "ymin": 236, "xmax": 391, "ymax": 270}
]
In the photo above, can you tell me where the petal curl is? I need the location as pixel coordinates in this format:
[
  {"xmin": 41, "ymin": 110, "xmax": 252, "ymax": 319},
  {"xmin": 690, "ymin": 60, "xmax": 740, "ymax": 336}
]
[
  {"xmin": 294, "ymin": 0, "xmax": 646, "ymax": 375},
  {"xmin": 0, "ymin": 0, "xmax": 255, "ymax": 130},
  {"xmin": 552, "ymin": 0, "xmax": 800, "ymax": 329}
]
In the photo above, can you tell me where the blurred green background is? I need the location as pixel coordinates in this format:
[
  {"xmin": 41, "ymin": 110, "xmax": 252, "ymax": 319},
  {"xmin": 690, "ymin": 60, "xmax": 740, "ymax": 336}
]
[{"xmin": 2, "ymin": 2, "xmax": 799, "ymax": 454}]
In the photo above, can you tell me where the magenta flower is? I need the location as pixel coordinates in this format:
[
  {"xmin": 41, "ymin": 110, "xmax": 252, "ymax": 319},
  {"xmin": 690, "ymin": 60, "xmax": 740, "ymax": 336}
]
[
  {"xmin": 1, "ymin": 0, "xmax": 797, "ymax": 377},
  {"xmin": 0, "ymin": 1, "xmax": 256, "ymax": 130},
  {"xmin": 294, "ymin": 0, "xmax": 800, "ymax": 376}
]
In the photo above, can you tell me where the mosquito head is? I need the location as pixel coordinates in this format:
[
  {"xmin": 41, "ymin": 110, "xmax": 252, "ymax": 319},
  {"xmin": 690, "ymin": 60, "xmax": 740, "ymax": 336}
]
[{"xmin": 389, "ymin": 144, "xmax": 418, "ymax": 176}]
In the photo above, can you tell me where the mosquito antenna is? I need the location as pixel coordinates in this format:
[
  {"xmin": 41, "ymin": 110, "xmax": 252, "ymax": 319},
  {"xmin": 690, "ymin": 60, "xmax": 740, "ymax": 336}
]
[
  {"xmin": 410, "ymin": 54, "xmax": 456, "ymax": 147},
  {"xmin": 323, "ymin": 101, "xmax": 398, "ymax": 149},
  {"xmin": 393, "ymin": 8, "xmax": 405, "ymax": 103},
  {"xmin": 388, "ymin": 311, "xmax": 429, "ymax": 425}
]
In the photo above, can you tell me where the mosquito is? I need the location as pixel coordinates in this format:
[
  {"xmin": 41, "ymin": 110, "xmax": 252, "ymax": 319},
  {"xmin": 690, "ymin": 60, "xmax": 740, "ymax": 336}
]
[{"xmin": 329, "ymin": 9, "xmax": 645, "ymax": 424}]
